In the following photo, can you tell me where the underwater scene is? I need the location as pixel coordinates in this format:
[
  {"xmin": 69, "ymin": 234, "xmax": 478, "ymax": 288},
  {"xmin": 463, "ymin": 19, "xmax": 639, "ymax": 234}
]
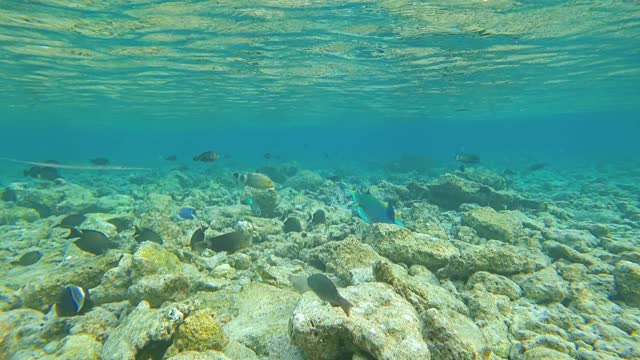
[{"xmin": 1, "ymin": 1, "xmax": 640, "ymax": 359}]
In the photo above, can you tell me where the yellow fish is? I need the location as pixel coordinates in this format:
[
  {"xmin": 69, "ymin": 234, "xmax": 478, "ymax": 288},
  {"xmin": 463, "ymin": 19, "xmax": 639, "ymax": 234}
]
[{"xmin": 233, "ymin": 172, "xmax": 275, "ymax": 189}]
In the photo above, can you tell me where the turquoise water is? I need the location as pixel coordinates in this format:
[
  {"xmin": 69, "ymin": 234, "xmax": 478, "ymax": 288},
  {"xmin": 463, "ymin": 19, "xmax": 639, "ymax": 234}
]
[{"xmin": 1, "ymin": 1, "xmax": 640, "ymax": 360}]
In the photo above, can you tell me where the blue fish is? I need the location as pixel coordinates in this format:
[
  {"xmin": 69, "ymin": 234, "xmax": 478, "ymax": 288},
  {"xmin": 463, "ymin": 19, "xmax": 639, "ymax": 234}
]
[
  {"xmin": 178, "ymin": 207, "xmax": 196, "ymax": 220},
  {"xmin": 350, "ymin": 191, "xmax": 404, "ymax": 226}
]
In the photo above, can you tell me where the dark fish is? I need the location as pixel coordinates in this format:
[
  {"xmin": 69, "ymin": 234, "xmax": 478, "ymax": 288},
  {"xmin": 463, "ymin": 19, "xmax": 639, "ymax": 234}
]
[
  {"xmin": 307, "ymin": 274, "xmax": 353, "ymax": 316},
  {"xmin": 311, "ymin": 209, "xmax": 326, "ymax": 225},
  {"xmin": 15, "ymin": 250, "xmax": 43, "ymax": 266},
  {"xmin": 455, "ymin": 153, "xmax": 480, "ymax": 164},
  {"xmin": 2, "ymin": 188, "xmax": 17, "ymax": 202},
  {"xmin": 57, "ymin": 214, "xmax": 86, "ymax": 229},
  {"xmin": 193, "ymin": 151, "xmax": 220, "ymax": 162},
  {"xmin": 107, "ymin": 217, "xmax": 130, "ymax": 232},
  {"xmin": 134, "ymin": 227, "xmax": 163, "ymax": 244},
  {"xmin": 208, "ymin": 231, "xmax": 251, "ymax": 253},
  {"xmin": 89, "ymin": 158, "xmax": 110, "ymax": 166},
  {"xmin": 24, "ymin": 166, "xmax": 60, "ymax": 180},
  {"xmin": 74, "ymin": 229, "xmax": 117, "ymax": 255},
  {"xmin": 263, "ymin": 153, "xmax": 272, "ymax": 160},
  {"xmin": 326, "ymin": 175, "xmax": 342, "ymax": 182},
  {"xmin": 528, "ymin": 163, "xmax": 547, "ymax": 171},
  {"xmin": 178, "ymin": 207, "xmax": 196, "ymax": 220},
  {"xmin": 66, "ymin": 227, "xmax": 83, "ymax": 239},
  {"xmin": 56, "ymin": 285, "xmax": 92, "ymax": 317},
  {"xmin": 190, "ymin": 227, "xmax": 208, "ymax": 250},
  {"xmin": 283, "ymin": 217, "xmax": 303, "ymax": 233},
  {"xmin": 163, "ymin": 155, "xmax": 177, "ymax": 161},
  {"xmin": 459, "ymin": 165, "xmax": 465, "ymax": 173},
  {"xmin": 503, "ymin": 168, "xmax": 516, "ymax": 176}
]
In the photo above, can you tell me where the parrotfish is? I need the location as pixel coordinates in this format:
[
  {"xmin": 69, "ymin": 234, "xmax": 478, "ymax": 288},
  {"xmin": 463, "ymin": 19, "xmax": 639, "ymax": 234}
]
[
  {"xmin": 307, "ymin": 274, "xmax": 353, "ymax": 316},
  {"xmin": 89, "ymin": 158, "xmax": 110, "ymax": 165},
  {"xmin": 350, "ymin": 191, "xmax": 404, "ymax": 226},
  {"xmin": 234, "ymin": 172, "xmax": 275, "ymax": 189}
]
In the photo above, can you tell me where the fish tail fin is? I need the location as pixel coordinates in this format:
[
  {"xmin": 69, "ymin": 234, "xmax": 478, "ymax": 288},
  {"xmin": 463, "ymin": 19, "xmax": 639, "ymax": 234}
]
[
  {"xmin": 340, "ymin": 298, "xmax": 354, "ymax": 316},
  {"xmin": 386, "ymin": 203, "xmax": 395, "ymax": 221}
]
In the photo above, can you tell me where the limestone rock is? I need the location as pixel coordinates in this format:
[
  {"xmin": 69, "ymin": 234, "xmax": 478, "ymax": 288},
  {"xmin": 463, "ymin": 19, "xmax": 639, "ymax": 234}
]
[
  {"xmin": 463, "ymin": 207, "xmax": 523, "ymax": 243},
  {"xmin": 225, "ymin": 283, "xmax": 302, "ymax": 359},
  {"xmin": 422, "ymin": 307, "xmax": 492, "ymax": 360},
  {"xmin": 373, "ymin": 261, "xmax": 469, "ymax": 315},
  {"xmin": 301, "ymin": 237, "xmax": 383, "ymax": 284},
  {"xmin": 290, "ymin": 282, "xmax": 430, "ymax": 360},
  {"xmin": 466, "ymin": 271, "xmax": 523, "ymax": 300},
  {"xmin": 53, "ymin": 334, "xmax": 102, "ymax": 360},
  {"xmin": 441, "ymin": 240, "xmax": 550, "ymax": 280},
  {"xmin": 127, "ymin": 274, "xmax": 191, "ymax": 307},
  {"xmin": 515, "ymin": 267, "xmax": 569, "ymax": 304},
  {"xmin": 410, "ymin": 174, "xmax": 546, "ymax": 211},
  {"xmin": 362, "ymin": 224, "xmax": 459, "ymax": 271},
  {"xmin": 102, "ymin": 301, "xmax": 185, "ymax": 360}
]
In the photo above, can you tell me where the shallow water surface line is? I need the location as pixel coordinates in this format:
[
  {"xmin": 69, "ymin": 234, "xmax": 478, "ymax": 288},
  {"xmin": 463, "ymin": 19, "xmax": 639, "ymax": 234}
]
[{"xmin": 0, "ymin": 157, "xmax": 152, "ymax": 171}]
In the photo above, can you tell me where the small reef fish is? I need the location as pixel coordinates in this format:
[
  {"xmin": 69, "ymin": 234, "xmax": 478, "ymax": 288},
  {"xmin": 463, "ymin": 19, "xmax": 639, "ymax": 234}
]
[
  {"xmin": 350, "ymin": 191, "xmax": 404, "ymax": 226},
  {"xmin": 191, "ymin": 230, "xmax": 251, "ymax": 253},
  {"xmin": 89, "ymin": 158, "xmax": 110, "ymax": 165},
  {"xmin": 56, "ymin": 285, "xmax": 91, "ymax": 317},
  {"xmin": 455, "ymin": 153, "xmax": 480, "ymax": 164},
  {"xmin": 528, "ymin": 163, "xmax": 547, "ymax": 171},
  {"xmin": 244, "ymin": 198, "xmax": 262, "ymax": 216},
  {"xmin": 234, "ymin": 172, "xmax": 275, "ymax": 189},
  {"xmin": 57, "ymin": 214, "xmax": 86, "ymax": 229},
  {"xmin": 307, "ymin": 274, "xmax": 354, "ymax": 316},
  {"xmin": 13, "ymin": 250, "xmax": 43, "ymax": 266},
  {"xmin": 134, "ymin": 227, "xmax": 163, "ymax": 244},
  {"xmin": 72, "ymin": 229, "xmax": 117, "ymax": 255},
  {"xmin": 178, "ymin": 207, "xmax": 196, "ymax": 220},
  {"xmin": 163, "ymin": 155, "xmax": 177, "ymax": 161},
  {"xmin": 193, "ymin": 151, "xmax": 220, "ymax": 162},
  {"xmin": 24, "ymin": 166, "xmax": 61, "ymax": 180}
]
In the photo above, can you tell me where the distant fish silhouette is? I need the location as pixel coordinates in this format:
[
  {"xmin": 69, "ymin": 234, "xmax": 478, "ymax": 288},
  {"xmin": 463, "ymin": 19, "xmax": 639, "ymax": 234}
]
[
  {"xmin": 193, "ymin": 151, "xmax": 219, "ymax": 162},
  {"xmin": 163, "ymin": 155, "xmax": 177, "ymax": 161},
  {"xmin": 89, "ymin": 158, "xmax": 110, "ymax": 165},
  {"xmin": 455, "ymin": 153, "xmax": 480, "ymax": 164},
  {"xmin": 24, "ymin": 166, "xmax": 61, "ymax": 180},
  {"xmin": 528, "ymin": 163, "xmax": 547, "ymax": 171}
]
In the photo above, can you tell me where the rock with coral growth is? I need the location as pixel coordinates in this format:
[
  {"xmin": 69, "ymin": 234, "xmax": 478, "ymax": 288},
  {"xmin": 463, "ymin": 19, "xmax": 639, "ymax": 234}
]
[
  {"xmin": 290, "ymin": 282, "xmax": 430, "ymax": 360},
  {"xmin": 132, "ymin": 241, "xmax": 182, "ymax": 277},
  {"xmin": 171, "ymin": 308, "xmax": 227, "ymax": 353},
  {"xmin": 102, "ymin": 301, "xmax": 188, "ymax": 360},
  {"xmin": 362, "ymin": 224, "xmax": 459, "ymax": 271},
  {"xmin": 614, "ymin": 260, "xmax": 640, "ymax": 306}
]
